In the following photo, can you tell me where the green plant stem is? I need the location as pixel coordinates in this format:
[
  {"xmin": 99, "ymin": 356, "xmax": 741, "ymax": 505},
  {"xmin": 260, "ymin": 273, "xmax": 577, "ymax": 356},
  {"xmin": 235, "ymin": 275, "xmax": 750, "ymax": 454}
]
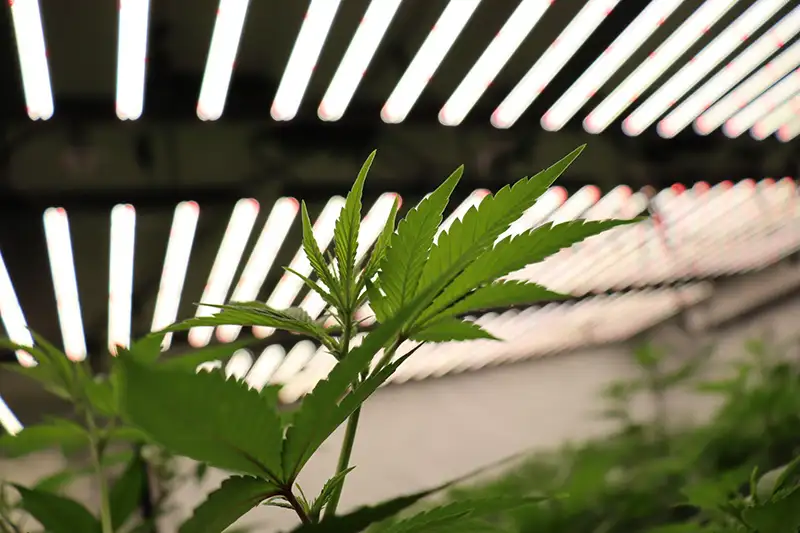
[
  {"xmin": 85, "ymin": 414, "xmax": 114, "ymax": 533},
  {"xmin": 284, "ymin": 490, "xmax": 311, "ymax": 524},
  {"xmin": 323, "ymin": 405, "xmax": 361, "ymax": 519}
]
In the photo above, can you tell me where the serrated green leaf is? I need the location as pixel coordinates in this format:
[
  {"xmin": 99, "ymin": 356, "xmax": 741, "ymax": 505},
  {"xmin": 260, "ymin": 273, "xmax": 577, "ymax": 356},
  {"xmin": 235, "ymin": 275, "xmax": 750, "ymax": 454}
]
[
  {"xmin": 414, "ymin": 147, "xmax": 584, "ymax": 317},
  {"xmin": 82, "ymin": 375, "xmax": 117, "ymax": 417},
  {"xmin": 118, "ymin": 356, "xmax": 285, "ymax": 482},
  {"xmin": 179, "ymin": 476, "xmax": 280, "ymax": 533},
  {"xmin": 109, "ymin": 452, "xmax": 146, "ymax": 531},
  {"xmin": 383, "ymin": 497, "xmax": 542, "ymax": 533},
  {"xmin": 411, "ymin": 318, "xmax": 498, "ymax": 343},
  {"xmin": 377, "ymin": 166, "xmax": 462, "ymax": 317},
  {"xmin": 285, "ymin": 266, "xmax": 341, "ymax": 311},
  {"xmin": 743, "ymin": 486, "xmax": 800, "ymax": 533},
  {"xmin": 417, "ymin": 218, "xmax": 637, "ymax": 325},
  {"xmin": 0, "ymin": 336, "xmax": 75, "ymax": 398},
  {"xmin": 119, "ymin": 332, "xmax": 168, "ymax": 365},
  {"xmin": 163, "ymin": 302, "xmax": 334, "ymax": 350},
  {"xmin": 159, "ymin": 338, "xmax": 259, "ymax": 372},
  {"xmin": 363, "ymin": 196, "xmax": 399, "ymax": 283},
  {"xmin": 335, "ymin": 151, "xmax": 374, "ymax": 308},
  {"xmin": 0, "ymin": 361, "xmax": 71, "ymax": 400},
  {"xmin": 0, "ymin": 420, "xmax": 88, "ymax": 458},
  {"xmin": 311, "ymin": 467, "xmax": 356, "ymax": 520},
  {"xmin": 301, "ymin": 201, "xmax": 343, "ymax": 305},
  {"xmin": 14, "ymin": 485, "xmax": 100, "ymax": 533},
  {"xmin": 428, "ymin": 281, "xmax": 566, "ymax": 325},
  {"xmin": 365, "ymin": 280, "xmax": 390, "ymax": 323}
]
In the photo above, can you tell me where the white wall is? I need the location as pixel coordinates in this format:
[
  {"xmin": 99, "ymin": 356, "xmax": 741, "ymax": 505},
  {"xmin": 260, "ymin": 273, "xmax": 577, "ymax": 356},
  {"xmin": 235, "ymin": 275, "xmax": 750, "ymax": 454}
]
[{"xmin": 3, "ymin": 294, "xmax": 799, "ymax": 533}]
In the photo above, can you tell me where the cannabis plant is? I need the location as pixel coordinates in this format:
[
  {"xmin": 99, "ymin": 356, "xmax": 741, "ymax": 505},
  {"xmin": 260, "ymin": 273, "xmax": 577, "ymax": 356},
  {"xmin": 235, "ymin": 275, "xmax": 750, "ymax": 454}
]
[{"xmin": 1, "ymin": 146, "xmax": 637, "ymax": 533}]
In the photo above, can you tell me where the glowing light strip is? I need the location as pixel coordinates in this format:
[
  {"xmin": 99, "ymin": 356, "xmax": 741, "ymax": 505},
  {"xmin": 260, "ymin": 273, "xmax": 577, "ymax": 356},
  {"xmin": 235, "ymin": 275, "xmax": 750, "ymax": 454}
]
[
  {"xmin": 270, "ymin": 340, "xmax": 316, "ymax": 384},
  {"xmin": 225, "ymin": 348, "xmax": 253, "ymax": 380},
  {"xmin": 108, "ymin": 205, "xmax": 137, "ymax": 354},
  {"xmin": 319, "ymin": 0, "xmax": 404, "ymax": 121},
  {"xmin": 778, "ymin": 115, "xmax": 800, "ymax": 140},
  {"xmin": 217, "ymin": 198, "xmax": 299, "ymax": 342},
  {"xmin": 115, "ymin": 0, "xmax": 151, "ymax": 120},
  {"xmin": 439, "ymin": 0, "xmax": 552, "ymax": 126},
  {"xmin": 188, "ymin": 199, "xmax": 260, "ymax": 348},
  {"xmin": 623, "ymin": 0, "xmax": 790, "ymax": 136},
  {"xmin": 697, "ymin": 46, "xmax": 800, "ymax": 136},
  {"xmin": 752, "ymin": 89, "xmax": 800, "ymax": 139},
  {"xmin": 0, "ymin": 396, "xmax": 22, "ymax": 436},
  {"xmin": 304, "ymin": 193, "xmax": 400, "ymax": 321},
  {"xmin": 0, "ymin": 250, "xmax": 34, "ymax": 366},
  {"xmin": 245, "ymin": 345, "xmax": 285, "ymax": 390},
  {"xmin": 724, "ymin": 70, "xmax": 800, "ymax": 137},
  {"xmin": 659, "ymin": 7, "xmax": 800, "ymax": 137},
  {"xmin": 43, "ymin": 208, "xmax": 87, "ymax": 361},
  {"xmin": 539, "ymin": 0, "xmax": 687, "ymax": 132},
  {"xmin": 196, "ymin": 0, "xmax": 252, "ymax": 120},
  {"xmin": 151, "ymin": 201, "xmax": 200, "ymax": 350},
  {"xmin": 271, "ymin": 0, "xmax": 342, "ymax": 121},
  {"xmin": 382, "ymin": 0, "xmax": 481, "ymax": 124},
  {"xmin": 254, "ymin": 197, "xmax": 345, "ymax": 338},
  {"xmin": 584, "ymin": 0, "xmax": 741, "ymax": 133},
  {"xmin": 8, "ymin": 0, "xmax": 53, "ymax": 120},
  {"xmin": 499, "ymin": 186, "xmax": 567, "ymax": 241}
]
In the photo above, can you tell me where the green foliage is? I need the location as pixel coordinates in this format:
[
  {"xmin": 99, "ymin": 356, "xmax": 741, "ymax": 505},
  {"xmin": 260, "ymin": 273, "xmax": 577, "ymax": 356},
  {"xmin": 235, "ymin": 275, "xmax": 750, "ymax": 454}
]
[
  {"xmin": 14, "ymin": 485, "xmax": 100, "ymax": 533},
  {"xmin": 2, "ymin": 146, "xmax": 636, "ymax": 532}
]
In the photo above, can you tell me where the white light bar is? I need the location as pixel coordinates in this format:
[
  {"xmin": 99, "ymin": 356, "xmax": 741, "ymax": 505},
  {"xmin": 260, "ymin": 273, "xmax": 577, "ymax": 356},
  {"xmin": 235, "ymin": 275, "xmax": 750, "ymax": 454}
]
[
  {"xmin": 439, "ymin": 0, "xmax": 552, "ymax": 126},
  {"xmin": 108, "ymin": 205, "xmax": 137, "ymax": 354},
  {"xmin": 43, "ymin": 208, "xmax": 87, "ymax": 361},
  {"xmin": 115, "ymin": 0, "xmax": 151, "ymax": 120},
  {"xmin": 0, "ymin": 396, "xmax": 22, "ymax": 436},
  {"xmin": 188, "ymin": 199, "xmax": 260, "ymax": 348},
  {"xmin": 244, "ymin": 344, "xmax": 285, "ymax": 390},
  {"xmin": 584, "ymin": 0, "xmax": 741, "ymax": 133},
  {"xmin": 382, "ymin": 0, "xmax": 481, "ymax": 124},
  {"xmin": 319, "ymin": 0, "xmax": 404, "ymax": 121},
  {"xmin": 540, "ymin": 0, "xmax": 687, "ymax": 132},
  {"xmin": 9, "ymin": 0, "xmax": 53, "ymax": 120},
  {"xmin": 271, "ymin": 0, "xmax": 342, "ymax": 121},
  {"xmin": 499, "ymin": 186, "xmax": 567, "ymax": 241},
  {"xmin": 659, "ymin": 7, "xmax": 800, "ymax": 137},
  {"xmin": 303, "ymin": 193, "xmax": 400, "ymax": 321},
  {"xmin": 724, "ymin": 70, "xmax": 800, "ymax": 137},
  {"xmin": 270, "ymin": 339, "xmax": 316, "ymax": 384},
  {"xmin": 778, "ymin": 116, "xmax": 800, "ymax": 140},
  {"xmin": 196, "ymin": 0, "xmax": 252, "ymax": 120},
  {"xmin": 217, "ymin": 197, "xmax": 299, "ymax": 342},
  {"xmin": 151, "ymin": 201, "xmax": 200, "ymax": 350},
  {"xmin": 225, "ymin": 348, "xmax": 253, "ymax": 381},
  {"xmin": 254, "ymin": 197, "xmax": 345, "ymax": 338},
  {"xmin": 752, "ymin": 90, "xmax": 800, "ymax": 139},
  {"xmin": 0, "ymin": 249, "xmax": 34, "ymax": 366},
  {"xmin": 696, "ymin": 42, "xmax": 800, "ymax": 135},
  {"xmin": 623, "ymin": 0, "xmax": 790, "ymax": 136}
]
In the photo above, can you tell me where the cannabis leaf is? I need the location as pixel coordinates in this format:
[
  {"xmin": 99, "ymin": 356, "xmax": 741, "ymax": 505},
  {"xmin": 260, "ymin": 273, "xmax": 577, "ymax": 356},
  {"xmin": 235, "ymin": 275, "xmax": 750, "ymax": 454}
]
[
  {"xmin": 382, "ymin": 497, "xmax": 543, "ymax": 533},
  {"xmin": 301, "ymin": 202, "xmax": 342, "ymax": 307},
  {"xmin": 411, "ymin": 318, "xmax": 497, "ymax": 343},
  {"xmin": 431, "ymin": 281, "xmax": 566, "ymax": 323},
  {"xmin": 109, "ymin": 453, "xmax": 147, "ymax": 531},
  {"xmin": 118, "ymin": 356, "xmax": 285, "ymax": 482},
  {"xmin": 14, "ymin": 485, "xmax": 100, "ymax": 533},
  {"xmin": 179, "ymin": 476, "xmax": 281, "ymax": 533},
  {"xmin": 377, "ymin": 167, "xmax": 463, "ymax": 317},
  {"xmin": 310, "ymin": 467, "xmax": 356, "ymax": 521},
  {"xmin": 363, "ymin": 196, "xmax": 399, "ymax": 283},
  {"xmin": 0, "ymin": 419, "xmax": 89, "ymax": 458}
]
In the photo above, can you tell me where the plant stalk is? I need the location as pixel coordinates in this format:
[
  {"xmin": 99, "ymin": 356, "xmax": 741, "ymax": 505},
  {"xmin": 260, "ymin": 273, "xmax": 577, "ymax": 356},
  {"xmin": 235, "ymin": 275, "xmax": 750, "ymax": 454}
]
[
  {"xmin": 284, "ymin": 490, "xmax": 311, "ymax": 524},
  {"xmin": 86, "ymin": 414, "xmax": 114, "ymax": 533},
  {"xmin": 323, "ymin": 405, "xmax": 361, "ymax": 519}
]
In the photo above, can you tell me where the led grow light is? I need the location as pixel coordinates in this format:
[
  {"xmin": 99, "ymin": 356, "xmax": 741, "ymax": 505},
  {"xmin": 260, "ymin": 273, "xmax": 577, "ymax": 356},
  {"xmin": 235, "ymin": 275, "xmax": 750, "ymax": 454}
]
[
  {"xmin": 272, "ymin": 0, "xmax": 343, "ymax": 121},
  {"xmin": 269, "ymin": 340, "xmax": 316, "ymax": 384},
  {"xmin": 752, "ymin": 90, "xmax": 800, "ymax": 139},
  {"xmin": 188, "ymin": 199, "xmax": 260, "ymax": 348},
  {"xmin": 151, "ymin": 201, "xmax": 200, "ymax": 350},
  {"xmin": 0, "ymin": 250, "xmax": 34, "ymax": 366},
  {"xmin": 659, "ymin": 7, "xmax": 800, "ymax": 137},
  {"xmin": 539, "ymin": 0, "xmax": 687, "ymax": 132},
  {"xmin": 438, "ymin": 0, "xmax": 552, "ymax": 126},
  {"xmin": 217, "ymin": 197, "xmax": 299, "ymax": 343},
  {"xmin": 623, "ymin": 0, "xmax": 790, "ymax": 136},
  {"xmin": 108, "ymin": 204, "xmax": 137, "ymax": 353},
  {"xmin": 43, "ymin": 208, "xmax": 87, "ymax": 361},
  {"xmin": 225, "ymin": 348, "xmax": 253, "ymax": 380},
  {"xmin": 115, "ymin": 0, "xmax": 151, "ymax": 120},
  {"xmin": 9, "ymin": 0, "xmax": 53, "ymax": 120},
  {"xmin": 196, "ymin": 0, "xmax": 253, "ymax": 120},
  {"xmin": 244, "ymin": 344, "xmax": 285, "ymax": 390},
  {"xmin": 585, "ymin": 0, "xmax": 739, "ymax": 134},
  {"xmin": 696, "ymin": 43, "xmax": 800, "ymax": 135},
  {"xmin": 0, "ymin": 396, "xmax": 22, "ymax": 436},
  {"xmin": 724, "ymin": 70, "xmax": 800, "ymax": 137},
  {"xmin": 498, "ymin": 186, "xmax": 567, "ymax": 241},
  {"xmin": 493, "ymin": 0, "xmax": 623, "ymax": 129},
  {"xmin": 254, "ymin": 196, "xmax": 345, "ymax": 338},
  {"xmin": 319, "ymin": 0, "xmax": 404, "ymax": 121},
  {"xmin": 382, "ymin": 0, "xmax": 481, "ymax": 124},
  {"xmin": 777, "ymin": 115, "xmax": 800, "ymax": 141}
]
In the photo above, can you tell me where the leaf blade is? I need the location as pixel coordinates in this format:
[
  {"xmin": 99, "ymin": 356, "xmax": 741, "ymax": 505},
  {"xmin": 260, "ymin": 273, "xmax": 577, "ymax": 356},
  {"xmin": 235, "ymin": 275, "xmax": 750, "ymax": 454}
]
[
  {"xmin": 14, "ymin": 485, "xmax": 100, "ymax": 533},
  {"xmin": 179, "ymin": 476, "xmax": 280, "ymax": 533},
  {"xmin": 411, "ymin": 319, "xmax": 498, "ymax": 343}
]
